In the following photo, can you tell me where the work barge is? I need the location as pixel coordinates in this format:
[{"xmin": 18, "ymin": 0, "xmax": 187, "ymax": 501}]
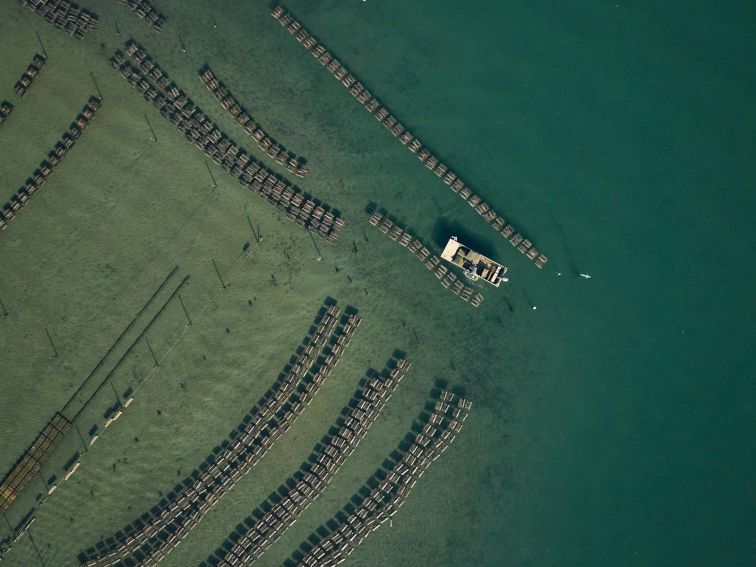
[
  {"xmin": 0, "ymin": 97, "xmax": 103, "ymax": 233},
  {"xmin": 441, "ymin": 236, "xmax": 508, "ymax": 287},
  {"xmin": 285, "ymin": 388, "xmax": 472, "ymax": 567},
  {"xmin": 207, "ymin": 357, "xmax": 412, "ymax": 566},
  {"xmin": 271, "ymin": 5, "xmax": 548, "ymax": 269},
  {"xmin": 199, "ymin": 65, "xmax": 309, "ymax": 177},
  {"xmin": 112, "ymin": 41, "xmax": 342, "ymax": 244},
  {"xmin": 368, "ymin": 209, "xmax": 484, "ymax": 308},
  {"xmin": 81, "ymin": 302, "xmax": 362, "ymax": 567},
  {"xmin": 18, "ymin": 0, "xmax": 98, "ymax": 39}
]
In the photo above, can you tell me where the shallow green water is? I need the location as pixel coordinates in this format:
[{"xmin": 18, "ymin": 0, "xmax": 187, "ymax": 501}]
[{"xmin": 1, "ymin": 1, "xmax": 754, "ymax": 566}]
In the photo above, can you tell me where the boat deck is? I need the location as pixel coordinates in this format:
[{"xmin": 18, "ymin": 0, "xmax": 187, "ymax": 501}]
[{"xmin": 441, "ymin": 238, "xmax": 507, "ymax": 287}]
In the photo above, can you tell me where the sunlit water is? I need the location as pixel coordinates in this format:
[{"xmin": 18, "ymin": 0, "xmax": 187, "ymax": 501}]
[{"xmin": 0, "ymin": 1, "xmax": 754, "ymax": 566}]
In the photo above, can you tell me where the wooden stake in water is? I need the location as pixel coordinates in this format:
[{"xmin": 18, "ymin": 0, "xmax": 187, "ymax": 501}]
[
  {"xmin": 110, "ymin": 382, "xmax": 121, "ymax": 405},
  {"xmin": 178, "ymin": 294, "xmax": 192, "ymax": 326},
  {"xmin": 246, "ymin": 214, "xmax": 260, "ymax": 243},
  {"xmin": 44, "ymin": 327, "xmax": 58, "ymax": 358},
  {"xmin": 144, "ymin": 114, "xmax": 157, "ymax": 142},
  {"xmin": 28, "ymin": 531, "xmax": 46, "ymax": 567},
  {"xmin": 211, "ymin": 258, "xmax": 226, "ymax": 289},
  {"xmin": 90, "ymin": 72, "xmax": 103, "ymax": 100},
  {"xmin": 0, "ymin": 295, "xmax": 8, "ymax": 317},
  {"xmin": 204, "ymin": 161, "xmax": 217, "ymax": 188},
  {"xmin": 1, "ymin": 510, "xmax": 12, "ymax": 531},
  {"xmin": 37, "ymin": 470, "xmax": 48, "ymax": 489},
  {"xmin": 309, "ymin": 231, "xmax": 322, "ymax": 261},
  {"xmin": 73, "ymin": 423, "xmax": 88, "ymax": 452},
  {"xmin": 35, "ymin": 31, "xmax": 48, "ymax": 58},
  {"xmin": 145, "ymin": 337, "xmax": 159, "ymax": 367}
]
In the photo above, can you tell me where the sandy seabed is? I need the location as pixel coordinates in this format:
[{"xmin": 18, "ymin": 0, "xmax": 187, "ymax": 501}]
[{"xmin": 0, "ymin": 2, "xmax": 536, "ymax": 565}]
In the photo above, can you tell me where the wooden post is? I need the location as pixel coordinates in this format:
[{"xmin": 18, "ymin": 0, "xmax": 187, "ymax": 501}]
[
  {"xmin": 246, "ymin": 214, "xmax": 259, "ymax": 243},
  {"xmin": 89, "ymin": 72, "xmax": 103, "ymax": 100},
  {"xmin": 110, "ymin": 382, "xmax": 121, "ymax": 405},
  {"xmin": 144, "ymin": 114, "xmax": 157, "ymax": 142},
  {"xmin": 35, "ymin": 31, "xmax": 47, "ymax": 58},
  {"xmin": 37, "ymin": 470, "xmax": 47, "ymax": 489},
  {"xmin": 28, "ymin": 531, "xmax": 46, "ymax": 567},
  {"xmin": 145, "ymin": 337, "xmax": 159, "ymax": 367},
  {"xmin": 309, "ymin": 231, "xmax": 322, "ymax": 262},
  {"xmin": 178, "ymin": 294, "xmax": 192, "ymax": 326},
  {"xmin": 211, "ymin": 259, "xmax": 226, "ymax": 289},
  {"xmin": 44, "ymin": 328, "xmax": 58, "ymax": 358},
  {"xmin": 73, "ymin": 423, "xmax": 88, "ymax": 452},
  {"xmin": 204, "ymin": 161, "xmax": 217, "ymax": 188},
  {"xmin": 1, "ymin": 510, "xmax": 12, "ymax": 530}
]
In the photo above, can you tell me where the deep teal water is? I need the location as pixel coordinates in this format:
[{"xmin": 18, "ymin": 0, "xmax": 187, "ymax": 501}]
[{"xmin": 296, "ymin": 1, "xmax": 756, "ymax": 565}]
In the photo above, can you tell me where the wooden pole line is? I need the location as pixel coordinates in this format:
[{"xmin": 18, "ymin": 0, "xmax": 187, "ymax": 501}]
[
  {"xmin": 69, "ymin": 274, "xmax": 189, "ymax": 422},
  {"xmin": 59, "ymin": 266, "xmax": 178, "ymax": 417}
]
